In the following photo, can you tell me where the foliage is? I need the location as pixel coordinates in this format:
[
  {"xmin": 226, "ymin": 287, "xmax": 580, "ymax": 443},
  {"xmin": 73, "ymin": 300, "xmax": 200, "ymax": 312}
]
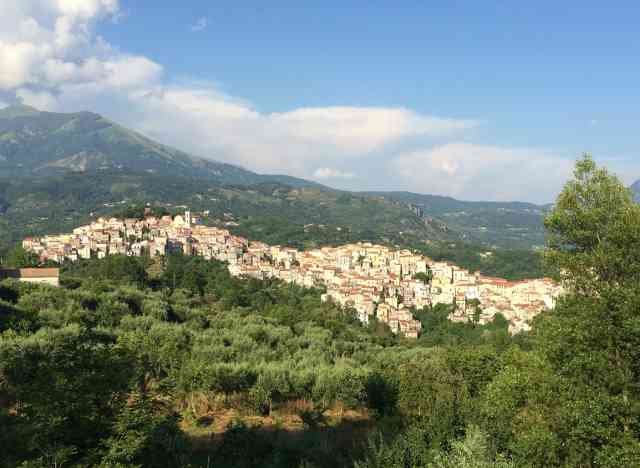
[
  {"xmin": 2, "ymin": 246, "xmax": 39, "ymax": 268},
  {"xmin": 2, "ymin": 169, "xmax": 548, "ymax": 280},
  {"xmin": 413, "ymin": 304, "xmax": 511, "ymax": 347},
  {"xmin": 545, "ymin": 153, "xmax": 640, "ymax": 294},
  {"xmin": 475, "ymin": 155, "xmax": 640, "ymax": 467},
  {"xmin": 414, "ymin": 271, "xmax": 433, "ymax": 284},
  {"xmin": 0, "ymin": 327, "xmax": 134, "ymax": 466},
  {"xmin": 413, "ymin": 241, "xmax": 545, "ymax": 281},
  {"xmin": 0, "ymin": 251, "xmax": 516, "ymax": 467},
  {"xmin": 2, "ymin": 155, "xmax": 640, "ymax": 467},
  {"xmin": 100, "ymin": 396, "xmax": 189, "ymax": 467}
]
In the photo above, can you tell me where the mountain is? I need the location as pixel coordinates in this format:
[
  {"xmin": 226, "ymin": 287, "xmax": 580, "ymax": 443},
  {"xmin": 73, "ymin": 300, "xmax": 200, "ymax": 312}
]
[
  {"xmin": 0, "ymin": 105, "xmax": 316, "ymax": 187},
  {"xmin": 0, "ymin": 171, "xmax": 546, "ymax": 279},
  {"xmin": 632, "ymin": 180, "xmax": 640, "ymax": 202},
  {"xmin": 0, "ymin": 170, "xmax": 455, "ymax": 255},
  {"xmin": 0, "ymin": 104, "xmax": 549, "ymax": 277},
  {"xmin": 365, "ymin": 191, "xmax": 550, "ymax": 248}
]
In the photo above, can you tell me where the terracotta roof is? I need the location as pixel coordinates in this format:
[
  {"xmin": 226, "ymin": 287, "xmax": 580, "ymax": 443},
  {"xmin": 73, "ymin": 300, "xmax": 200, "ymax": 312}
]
[
  {"xmin": 18, "ymin": 268, "xmax": 59, "ymax": 278},
  {"xmin": 0, "ymin": 268, "xmax": 59, "ymax": 279}
]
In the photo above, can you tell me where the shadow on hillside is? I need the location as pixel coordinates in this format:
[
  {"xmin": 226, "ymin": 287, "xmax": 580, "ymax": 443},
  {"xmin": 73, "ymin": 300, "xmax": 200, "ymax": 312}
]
[{"xmin": 187, "ymin": 413, "xmax": 375, "ymax": 468}]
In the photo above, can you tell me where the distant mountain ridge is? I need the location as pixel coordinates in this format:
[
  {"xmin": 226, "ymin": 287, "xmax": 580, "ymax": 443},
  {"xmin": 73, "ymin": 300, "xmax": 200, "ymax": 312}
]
[
  {"xmin": 632, "ymin": 180, "xmax": 640, "ymax": 202},
  {"xmin": 0, "ymin": 105, "xmax": 316, "ymax": 187},
  {"xmin": 364, "ymin": 190, "xmax": 550, "ymax": 248},
  {"xmin": 3, "ymin": 104, "xmax": 637, "ymax": 255}
]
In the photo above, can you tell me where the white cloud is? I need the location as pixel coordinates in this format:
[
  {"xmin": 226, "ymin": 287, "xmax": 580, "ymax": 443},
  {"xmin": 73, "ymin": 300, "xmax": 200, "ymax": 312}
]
[
  {"xmin": 0, "ymin": 0, "xmax": 157, "ymax": 96},
  {"xmin": 77, "ymin": 83, "xmax": 472, "ymax": 177},
  {"xmin": 0, "ymin": 41, "xmax": 42, "ymax": 88},
  {"xmin": 0, "ymin": 1, "xmax": 476, "ymax": 180},
  {"xmin": 0, "ymin": 0, "xmax": 483, "ymax": 187},
  {"xmin": 392, "ymin": 143, "xmax": 574, "ymax": 203},
  {"xmin": 271, "ymin": 107, "xmax": 476, "ymax": 154},
  {"xmin": 1, "ymin": 0, "xmax": 612, "ymax": 203},
  {"xmin": 16, "ymin": 88, "xmax": 57, "ymax": 111},
  {"xmin": 313, "ymin": 168, "xmax": 356, "ymax": 180},
  {"xmin": 190, "ymin": 17, "xmax": 208, "ymax": 32}
]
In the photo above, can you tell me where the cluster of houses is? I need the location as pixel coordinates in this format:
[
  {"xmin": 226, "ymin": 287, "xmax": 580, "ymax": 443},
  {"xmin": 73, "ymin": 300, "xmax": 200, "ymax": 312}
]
[{"xmin": 22, "ymin": 211, "xmax": 562, "ymax": 337}]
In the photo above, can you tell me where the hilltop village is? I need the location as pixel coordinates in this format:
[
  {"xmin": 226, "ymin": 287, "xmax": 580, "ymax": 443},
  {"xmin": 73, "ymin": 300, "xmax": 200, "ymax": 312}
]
[{"xmin": 22, "ymin": 211, "xmax": 562, "ymax": 338}]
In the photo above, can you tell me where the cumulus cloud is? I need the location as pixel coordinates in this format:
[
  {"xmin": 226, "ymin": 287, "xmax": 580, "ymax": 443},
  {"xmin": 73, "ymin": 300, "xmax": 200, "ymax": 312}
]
[
  {"xmin": 270, "ymin": 107, "xmax": 476, "ymax": 154},
  {"xmin": 313, "ymin": 168, "xmax": 356, "ymax": 180},
  {"xmin": 0, "ymin": 0, "xmax": 158, "ymax": 96},
  {"xmin": 0, "ymin": 0, "xmax": 598, "ymax": 203},
  {"xmin": 0, "ymin": 0, "xmax": 477, "ymax": 181},
  {"xmin": 190, "ymin": 17, "xmax": 208, "ymax": 32},
  {"xmin": 16, "ymin": 88, "xmax": 58, "ymax": 110},
  {"xmin": 392, "ymin": 143, "xmax": 574, "ymax": 203},
  {"xmin": 53, "ymin": 81, "xmax": 471, "ymax": 177}
]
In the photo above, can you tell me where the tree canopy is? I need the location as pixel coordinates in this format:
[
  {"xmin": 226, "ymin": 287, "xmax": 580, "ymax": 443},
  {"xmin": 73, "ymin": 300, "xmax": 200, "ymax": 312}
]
[{"xmin": 1, "ymin": 155, "xmax": 639, "ymax": 467}]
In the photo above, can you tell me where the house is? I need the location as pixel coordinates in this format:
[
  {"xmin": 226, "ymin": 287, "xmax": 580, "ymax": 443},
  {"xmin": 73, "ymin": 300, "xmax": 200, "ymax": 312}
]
[
  {"xmin": 0, "ymin": 268, "xmax": 60, "ymax": 286},
  {"xmin": 19, "ymin": 209, "xmax": 562, "ymax": 338}
]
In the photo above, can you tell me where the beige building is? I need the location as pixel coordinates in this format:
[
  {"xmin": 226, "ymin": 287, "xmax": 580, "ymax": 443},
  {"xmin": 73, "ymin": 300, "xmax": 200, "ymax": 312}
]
[
  {"xmin": 0, "ymin": 268, "xmax": 60, "ymax": 287},
  {"xmin": 21, "ymin": 211, "xmax": 562, "ymax": 337}
]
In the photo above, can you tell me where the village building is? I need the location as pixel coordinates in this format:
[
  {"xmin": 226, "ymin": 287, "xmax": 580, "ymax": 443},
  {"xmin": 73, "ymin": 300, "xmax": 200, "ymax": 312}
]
[
  {"xmin": 22, "ymin": 210, "xmax": 563, "ymax": 337},
  {"xmin": 0, "ymin": 268, "xmax": 60, "ymax": 286}
]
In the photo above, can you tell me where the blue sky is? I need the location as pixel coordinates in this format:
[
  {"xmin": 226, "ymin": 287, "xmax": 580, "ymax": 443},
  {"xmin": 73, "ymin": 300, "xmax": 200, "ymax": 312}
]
[{"xmin": 1, "ymin": 1, "xmax": 639, "ymax": 202}]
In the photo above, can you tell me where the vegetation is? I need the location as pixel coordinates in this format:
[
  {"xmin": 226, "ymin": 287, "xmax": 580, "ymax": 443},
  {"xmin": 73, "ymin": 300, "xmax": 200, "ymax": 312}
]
[
  {"xmin": 413, "ymin": 241, "xmax": 545, "ymax": 280},
  {"xmin": 0, "ymin": 252, "xmax": 509, "ymax": 467},
  {"xmin": 0, "ymin": 171, "xmax": 545, "ymax": 280},
  {"xmin": 0, "ymin": 105, "xmax": 314, "ymax": 188},
  {"xmin": 1, "ymin": 155, "xmax": 638, "ymax": 467},
  {"xmin": 365, "ymin": 191, "xmax": 550, "ymax": 249},
  {"xmin": 0, "ymin": 105, "xmax": 554, "ymax": 278},
  {"xmin": 2, "ymin": 246, "xmax": 39, "ymax": 268}
]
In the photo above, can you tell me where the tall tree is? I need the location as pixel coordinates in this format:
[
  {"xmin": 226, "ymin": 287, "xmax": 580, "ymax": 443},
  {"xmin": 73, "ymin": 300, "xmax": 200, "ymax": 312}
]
[
  {"xmin": 481, "ymin": 155, "xmax": 640, "ymax": 466},
  {"xmin": 544, "ymin": 154, "xmax": 640, "ymax": 294}
]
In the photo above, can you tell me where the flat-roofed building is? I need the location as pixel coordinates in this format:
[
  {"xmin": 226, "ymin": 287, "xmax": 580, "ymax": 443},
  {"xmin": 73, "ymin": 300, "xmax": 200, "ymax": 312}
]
[{"xmin": 0, "ymin": 268, "xmax": 60, "ymax": 286}]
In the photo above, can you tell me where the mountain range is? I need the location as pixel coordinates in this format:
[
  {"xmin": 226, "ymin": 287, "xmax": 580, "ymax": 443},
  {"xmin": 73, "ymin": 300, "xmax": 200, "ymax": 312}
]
[
  {"xmin": 632, "ymin": 180, "xmax": 640, "ymax": 202},
  {"xmin": 0, "ymin": 104, "xmax": 638, "ymax": 257},
  {"xmin": 0, "ymin": 104, "xmax": 315, "ymax": 187}
]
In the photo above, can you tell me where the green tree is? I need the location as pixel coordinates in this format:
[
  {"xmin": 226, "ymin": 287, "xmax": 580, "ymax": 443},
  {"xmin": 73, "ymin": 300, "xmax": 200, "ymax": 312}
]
[
  {"xmin": 480, "ymin": 155, "xmax": 640, "ymax": 466},
  {"xmin": 4, "ymin": 245, "xmax": 39, "ymax": 268},
  {"xmin": 466, "ymin": 299, "xmax": 482, "ymax": 326},
  {"xmin": 542, "ymin": 154, "xmax": 640, "ymax": 435},
  {"xmin": 395, "ymin": 351, "xmax": 469, "ymax": 443},
  {"xmin": 100, "ymin": 395, "xmax": 189, "ymax": 467},
  {"xmin": 430, "ymin": 426, "xmax": 515, "ymax": 468},
  {"xmin": 0, "ymin": 327, "xmax": 135, "ymax": 466},
  {"xmin": 545, "ymin": 153, "xmax": 640, "ymax": 294},
  {"xmin": 414, "ymin": 269, "xmax": 433, "ymax": 284}
]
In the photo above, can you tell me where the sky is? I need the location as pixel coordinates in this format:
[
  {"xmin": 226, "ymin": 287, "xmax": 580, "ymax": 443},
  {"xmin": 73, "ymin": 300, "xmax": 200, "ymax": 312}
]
[{"xmin": 0, "ymin": 1, "xmax": 639, "ymax": 203}]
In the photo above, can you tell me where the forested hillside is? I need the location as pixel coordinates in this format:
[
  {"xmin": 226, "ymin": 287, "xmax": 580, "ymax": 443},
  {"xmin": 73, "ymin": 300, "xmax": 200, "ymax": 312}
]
[
  {"xmin": 0, "ymin": 106, "xmax": 552, "ymax": 272},
  {"xmin": 366, "ymin": 191, "xmax": 550, "ymax": 249},
  {"xmin": 0, "ymin": 171, "xmax": 545, "ymax": 280},
  {"xmin": 1, "ymin": 156, "xmax": 639, "ymax": 467}
]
